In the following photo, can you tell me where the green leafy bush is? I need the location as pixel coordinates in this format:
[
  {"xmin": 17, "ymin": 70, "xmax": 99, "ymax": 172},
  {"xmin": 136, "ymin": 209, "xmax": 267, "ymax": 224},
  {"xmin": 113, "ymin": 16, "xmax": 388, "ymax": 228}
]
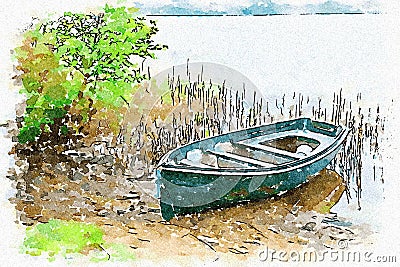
[{"xmin": 14, "ymin": 5, "xmax": 167, "ymax": 144}]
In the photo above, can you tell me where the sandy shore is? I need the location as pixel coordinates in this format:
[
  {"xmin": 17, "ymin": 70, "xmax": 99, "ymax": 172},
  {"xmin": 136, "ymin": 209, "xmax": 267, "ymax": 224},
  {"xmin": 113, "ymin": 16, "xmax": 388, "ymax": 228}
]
[
  {"xmin": 7, "ymin": 127, "xmax": 373, "ymax": 264},
  {"xmin": 81, "ymin": 169, "xmax": 372, "ymax": 265}
]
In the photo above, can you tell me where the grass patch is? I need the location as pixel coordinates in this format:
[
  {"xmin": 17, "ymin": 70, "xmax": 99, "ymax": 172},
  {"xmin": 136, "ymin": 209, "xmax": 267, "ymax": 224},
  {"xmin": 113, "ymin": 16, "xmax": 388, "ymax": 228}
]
[{"xmin": 21, "ymin": 219, "xmax": 135, "ymax": 262}]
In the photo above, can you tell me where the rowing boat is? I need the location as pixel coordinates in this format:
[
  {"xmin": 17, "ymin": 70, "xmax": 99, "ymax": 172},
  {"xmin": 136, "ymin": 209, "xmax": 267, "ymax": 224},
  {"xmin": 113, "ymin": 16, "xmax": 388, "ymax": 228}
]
[{"xmin": 156, "ymin": 118, "xmax": 348, "ymax": 220}]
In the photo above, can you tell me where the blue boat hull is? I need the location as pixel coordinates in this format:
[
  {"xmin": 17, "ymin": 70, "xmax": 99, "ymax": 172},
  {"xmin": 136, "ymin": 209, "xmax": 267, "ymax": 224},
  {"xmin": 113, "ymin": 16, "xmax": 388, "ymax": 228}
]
[
  {"xmin": 156, "ymin": 119, "xmax": 347, "ymax": 221},
  {"xmin": 158, "ymin": 144, "xmax": 342, "ymax": 221}
]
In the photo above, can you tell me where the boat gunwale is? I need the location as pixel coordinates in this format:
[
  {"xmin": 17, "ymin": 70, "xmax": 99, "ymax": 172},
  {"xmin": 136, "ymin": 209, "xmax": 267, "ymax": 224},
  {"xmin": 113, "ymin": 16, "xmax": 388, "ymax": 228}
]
[{"xmin": 157, "ymin": 119, "xmax": 348, "ymax": 176}]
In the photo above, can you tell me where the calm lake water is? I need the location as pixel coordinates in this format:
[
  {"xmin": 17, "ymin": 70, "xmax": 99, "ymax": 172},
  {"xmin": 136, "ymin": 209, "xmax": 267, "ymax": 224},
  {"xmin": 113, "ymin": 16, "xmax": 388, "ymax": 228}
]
[{"xmin": 147, "ymin": 14, "xmax": 399, "ymax": 233}]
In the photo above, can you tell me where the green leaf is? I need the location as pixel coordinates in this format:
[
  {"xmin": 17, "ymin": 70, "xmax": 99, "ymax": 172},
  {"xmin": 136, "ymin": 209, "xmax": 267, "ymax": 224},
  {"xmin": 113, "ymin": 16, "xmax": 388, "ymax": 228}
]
[
  {"xmin": 44, "ymin": 85, "xmax": 66, "ymax": 100},
  {"xmin": 60, "ymin": 125, "xmax": 68, "ymax": 135},
  {"xmin": 18, "ymin": 125, "xmax": 41, "ymax": 143},
  {"xmin": 22, "ymin": 77, "xmax": 41, "ymax": 93},
  {"xmin": 44, "ymin": 108, "xmax": 67, "ymax": 120},
  {"xmin": 26, "ymin": 95, "xmax": 39, "ymax": 107}
]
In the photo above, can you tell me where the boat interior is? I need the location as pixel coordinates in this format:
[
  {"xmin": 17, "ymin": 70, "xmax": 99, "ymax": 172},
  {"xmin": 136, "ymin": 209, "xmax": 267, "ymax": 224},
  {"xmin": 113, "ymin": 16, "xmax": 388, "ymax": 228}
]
[{"xmin": 173, "ymin": 129, "xmax": 335, "ymax": 169}]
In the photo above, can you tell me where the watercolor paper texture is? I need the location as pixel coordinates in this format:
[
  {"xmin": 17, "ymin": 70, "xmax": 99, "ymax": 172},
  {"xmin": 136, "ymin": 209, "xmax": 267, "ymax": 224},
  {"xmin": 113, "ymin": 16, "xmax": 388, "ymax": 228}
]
[{"xmin": 0, "ymin": 1, "xmax": 399, "ymax": 266}]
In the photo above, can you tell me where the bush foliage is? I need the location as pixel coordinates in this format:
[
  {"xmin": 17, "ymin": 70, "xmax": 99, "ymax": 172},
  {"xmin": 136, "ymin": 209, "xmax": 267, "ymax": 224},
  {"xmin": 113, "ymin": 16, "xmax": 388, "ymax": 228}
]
[{"xmin": 14, "ymin": 5, "xmax": 167, "ymax": 144}]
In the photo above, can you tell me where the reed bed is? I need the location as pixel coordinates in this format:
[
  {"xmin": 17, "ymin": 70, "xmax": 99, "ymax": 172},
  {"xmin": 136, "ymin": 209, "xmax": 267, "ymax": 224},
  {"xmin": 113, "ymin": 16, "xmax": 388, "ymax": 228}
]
[{"xmin": 118, "ymin": 64, "xmax": 386, "ymax": 210}]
